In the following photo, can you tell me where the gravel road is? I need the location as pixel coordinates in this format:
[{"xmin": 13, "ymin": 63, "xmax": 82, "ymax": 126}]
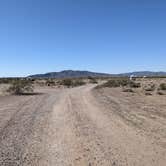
[{"xmin": 0, "ymin": 85, "xmax": 165, "ymax": 166}]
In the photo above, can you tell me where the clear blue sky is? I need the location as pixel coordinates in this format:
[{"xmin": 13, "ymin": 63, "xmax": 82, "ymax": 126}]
[{"xmin": 0, "ymin": 0, "xmax": 165, "ymax": 77}]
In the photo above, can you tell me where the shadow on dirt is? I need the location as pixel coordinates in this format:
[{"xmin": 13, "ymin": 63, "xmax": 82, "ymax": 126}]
[{"xmin": 16, "ymin": 92, "xmax": 45, "ymax": 96}]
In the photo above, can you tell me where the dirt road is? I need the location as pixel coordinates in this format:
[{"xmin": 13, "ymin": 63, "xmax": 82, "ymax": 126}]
[{"xmin": 0, "ymin": 85, "xmax": 166, "ymax": 166}]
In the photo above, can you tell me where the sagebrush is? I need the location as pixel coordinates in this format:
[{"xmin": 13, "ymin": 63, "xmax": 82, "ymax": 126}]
[{"xmin": 8, "ymin": 79, "xmax": 33, "ymax": 95}]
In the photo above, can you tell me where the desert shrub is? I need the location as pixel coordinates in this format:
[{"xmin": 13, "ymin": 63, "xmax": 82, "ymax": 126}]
[
  {"xmin": 59, "ymin": 79, "xmax": 86, "ymax": 87},
  {"xmin": 89, "ymin": 79, "xmax": 98, "ymax": 84},
  {"xmin": 100, "ymin": 80, "xmax": 117, "ymax": 88},
  {"xmin": 87, "ymin": 76, "xmax": 93, "ymax": 79},
  {"xmin": 0, "ymin": 78, "xmax": 9, "ymax": 84},
  {"xmin": 73, "ymin": 80, "xmax": 86, "ymax": 87},
  {"xmin": 7, "ymin": 80, "xmax": 33, "ymax": 95},
  {"xmin": 0, "ymin": 78, "xmax": 20, "ymax": 84},
  {"xmin": 143, "ymin": 83, "xmax": 155, "ymax": 91},
  {"xmin": 157, "ymin": 83, "xmax": 166, "ymax": 95},
  {"xmin": 118, "ymin": 79, "xmax": 130, "ymax": 87},
  {"xmin": 129, "ymin": 82, "xmax": 141, "ymax": 88},
  {"xmin": 88, "ymin": 77, "xmax": 98, "ymax": 84},
  {"xmin": 60, "ymin": 79, "xmax": 73, "ymax": 87},
  {"xmin": 96, "ymin": 79, "xmax": 139, "ymax": 89},
  {"xmin": 96, "ymin": 79, "xmax": 122, "ymax": 88},
  {"xmin": 35, "ymin": 80, "xmax": 45, "ymax": 86},
  {"xmin": 29, "ymin": 78, "xmax": 36, "ymax": 82},
  {"xmin": 45, "ymin": 79, "xmax": 56, "ymax": 86},
  {"xmin": 102, "ymin": 80, "xmax": 123, "ymax": 88},
  {"xmin": 159, "ymin": 83, "xmax": 166, "ymax": 90}
]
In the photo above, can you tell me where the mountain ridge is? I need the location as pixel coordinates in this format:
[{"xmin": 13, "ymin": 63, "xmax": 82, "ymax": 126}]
[
  {"xmin": 28, "ymin": 70, "xmax": 112, "ymax": 78},
  {"xmin": 28, "ymin": 70, "xmax": 166, "ymax": 78}
]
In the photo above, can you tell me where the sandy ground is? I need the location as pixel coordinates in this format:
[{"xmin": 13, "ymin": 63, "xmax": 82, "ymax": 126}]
[
  {"xmin": 0, "ymin": 84, "xmax": 10, "ymax": 96},
  {"xmin": 0, "ymin": 85, "xmax": 166, "ymax": 166}
]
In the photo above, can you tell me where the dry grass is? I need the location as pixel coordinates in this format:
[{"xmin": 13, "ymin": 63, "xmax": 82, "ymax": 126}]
[
  {"xmin": 58, "ymin": 78, "xmax": 86, "ymax": 88},
  {"xmin": 96, "ymin": 78, "xmax": 140, "ymax": 89},
  {"xmin": 7, "ymin": 80, "xmax": 33, "ymax": 95}
]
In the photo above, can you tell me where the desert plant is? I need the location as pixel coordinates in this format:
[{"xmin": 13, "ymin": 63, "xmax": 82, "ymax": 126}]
[
  {"xmin": 143, "ymin": 83, "xmax": 155, "ymax": 91},
  {"xmin": 59, "ymin": 79, "xmax": 86, "ymax": 87},
  {"xmin": 96, "ymin": 78, "xmax": 140, "ymax": 89},
  {"xmin": 96, "ymin": 79, "xmax": 122, "ymax": 88},
  {"xmin": 0, "ymin": 78, "xmax": 21, "ymax": 84},
  {"xmin": 45, "ymin": 79, "xmax": 56, "ymax": 86},
  {"xmin": 60, "ymin": 79, "xmax": 73, "ymax": 87},
  {"xmin": 159, "ymin": 83, "xmax": 166, "ymax": 90},
  {"xmin": 0, "ymin": 78, "xmax": 9, "ymax": 84},
  {"xmin": 7, "ymin": 79, "xmax": 33, "ymax": 95},
  {"xmin": 73, "ymin": 80, "xmax": 86, "ymax": 87},
  {"xmin": 129, "ymin": 82, "xmax": 141, "ymax": 88},
  {"xmin": 102, "ymin": 80, "xmax": 123, "ymax": 88},
  {"xmin": 89, "ymin": 79, "xmax": 98, "ymax": 84},
  {"xmin": 88, "ymin": 77, "xmax": 98, "ymax": 84}
]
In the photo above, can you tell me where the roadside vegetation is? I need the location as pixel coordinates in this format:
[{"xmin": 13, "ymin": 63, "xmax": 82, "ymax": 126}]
[
  {"xmin": 96, "ymin": 78, "xmax": 140, "ymax": 89},
  {"xmin": 59, "ymin": 78, "xmax": 86, "ymax": 88},
  {"xmin": 143, "ymin": 83, "xmax": 156, "ymax": 91},
  {"xmin": 88, "ymin": 76, "xmax": 98, "ymax": 84},
  {"xmin": 7, "ymin": 79, "xmax": 33, "ymax": 95},
  {"xmin": 159, "ymin": 83, "xmax": 166, "ymax": 90},
  {"xmin": 45, "ymin": 79, "xmax": 56, "ymax": 86},
  {"xmin": 157, "ymin": 83, "xmax": 166, "ymax": 95},
  {"xmin": 95, "ymin": 77, "xmax": 166, "ymax": 95},
  {"xmin": 1, "ymin": 77, "xmax": 166, "ymax": 96}
]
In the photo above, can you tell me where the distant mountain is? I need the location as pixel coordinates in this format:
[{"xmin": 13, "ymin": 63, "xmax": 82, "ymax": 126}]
[
  {"xmin": 117, "ymin": 71, "xmax": 166, "ymax": 77},
  {"xmin": 28, "ymin": 70, "xmax": 112, "ymax": 78},
  {"xmin": 28, "ymin": 70, "xmax": 166, "ymax": 78}
]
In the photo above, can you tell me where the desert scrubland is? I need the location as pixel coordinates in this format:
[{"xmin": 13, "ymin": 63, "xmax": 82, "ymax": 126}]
[{"xmin": 0, "ymin": 77, "xmax": 166, "ymax": 166}]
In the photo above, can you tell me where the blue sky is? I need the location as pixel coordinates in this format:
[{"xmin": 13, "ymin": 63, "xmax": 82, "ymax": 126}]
[{"xmin": 0, "ymin": 0, "xmax": 165, "ymax": 77}]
